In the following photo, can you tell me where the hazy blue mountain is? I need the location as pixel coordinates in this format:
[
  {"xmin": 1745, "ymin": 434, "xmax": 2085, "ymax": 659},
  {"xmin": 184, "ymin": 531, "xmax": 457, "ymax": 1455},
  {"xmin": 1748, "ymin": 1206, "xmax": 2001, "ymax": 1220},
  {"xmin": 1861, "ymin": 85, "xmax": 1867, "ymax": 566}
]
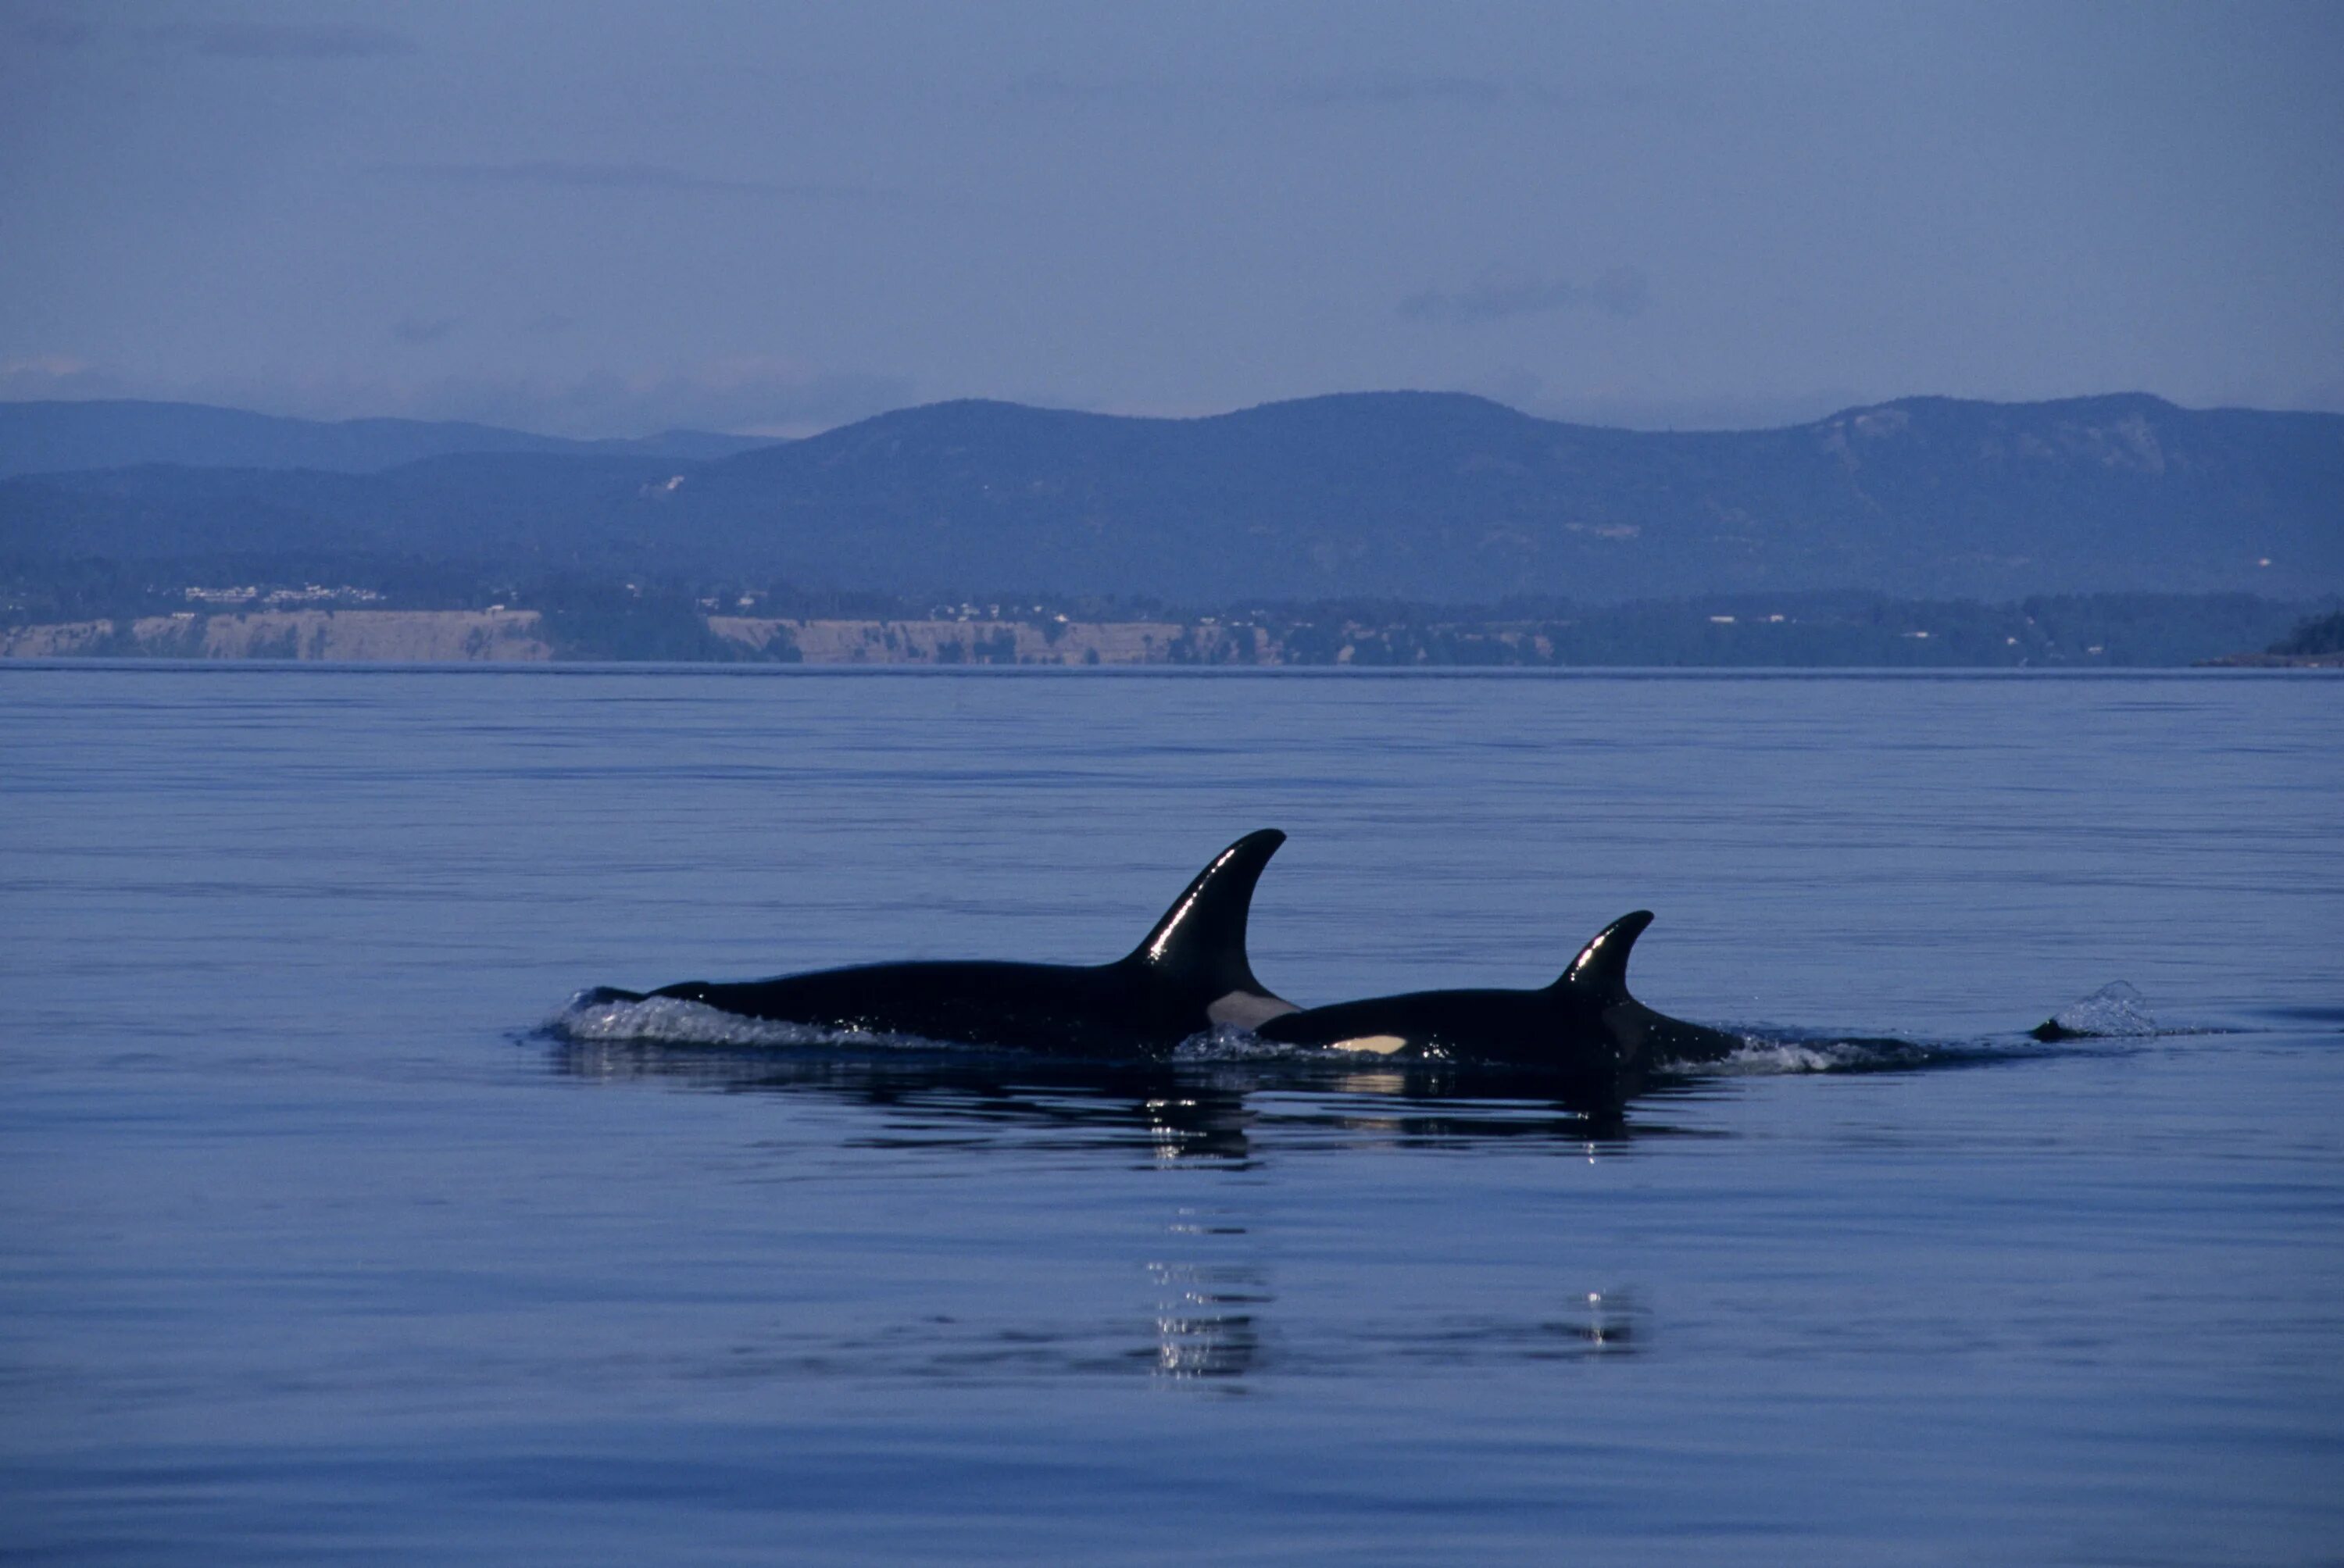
[
  {"xmin": 0, "ymin": 399, "xmax": 774, "ymax": 478},
  {"xmin": 4, "ymin": 392, "xmax": 2338, "ymax": 602},
  {"xmin": 666, "ymin": 391, "xmax": 2341, "ymax": 601}
]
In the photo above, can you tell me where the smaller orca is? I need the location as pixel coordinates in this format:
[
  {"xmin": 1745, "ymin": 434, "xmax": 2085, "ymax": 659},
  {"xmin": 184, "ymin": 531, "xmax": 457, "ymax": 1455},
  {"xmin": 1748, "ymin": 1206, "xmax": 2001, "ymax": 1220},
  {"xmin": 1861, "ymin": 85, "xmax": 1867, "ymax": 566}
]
[
  {"xmin": 1255, "ymin": 911, "xmax": 1742, "ymax": 1085},
  {"xmin": 580, "ymin": 830, "xmax": 1295, "ymax": 1057}
]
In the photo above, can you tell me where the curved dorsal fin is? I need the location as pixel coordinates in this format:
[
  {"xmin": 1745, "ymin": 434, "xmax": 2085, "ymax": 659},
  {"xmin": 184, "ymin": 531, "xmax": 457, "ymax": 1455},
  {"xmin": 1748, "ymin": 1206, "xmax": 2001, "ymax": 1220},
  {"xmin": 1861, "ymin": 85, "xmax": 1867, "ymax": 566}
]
[
  {"xmin": 1553, "ymin": 910, "xmax": 1654, "ymax": 1000},
  {"xmin": 1121, "ymin": 830, "xmax": 1286, "ymax": 998}
]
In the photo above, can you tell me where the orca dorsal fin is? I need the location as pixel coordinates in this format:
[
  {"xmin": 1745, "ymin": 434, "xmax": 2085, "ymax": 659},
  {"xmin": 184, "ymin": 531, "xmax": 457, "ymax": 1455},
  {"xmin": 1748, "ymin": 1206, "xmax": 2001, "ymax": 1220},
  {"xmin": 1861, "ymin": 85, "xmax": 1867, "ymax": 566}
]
[
  {"xmin": 1121, "ymin": 830, "xmax": 1286, "ymax": 998},
  {"xmin": 1553, "ymin": 910, "xmax": 1655, "ymax": 1000}
]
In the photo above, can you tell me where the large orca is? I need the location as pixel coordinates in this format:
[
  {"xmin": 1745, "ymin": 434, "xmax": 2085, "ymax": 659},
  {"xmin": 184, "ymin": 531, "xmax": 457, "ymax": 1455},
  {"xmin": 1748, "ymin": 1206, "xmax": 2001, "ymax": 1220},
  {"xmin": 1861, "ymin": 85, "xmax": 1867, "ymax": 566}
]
[
  {"xmin": 580, "ymin": 830, "xmax": 1295, "ymax": 1056},
  {"xmin": 1256, "ymin": 911, "xmax": 1742, "ymax": 1084}
]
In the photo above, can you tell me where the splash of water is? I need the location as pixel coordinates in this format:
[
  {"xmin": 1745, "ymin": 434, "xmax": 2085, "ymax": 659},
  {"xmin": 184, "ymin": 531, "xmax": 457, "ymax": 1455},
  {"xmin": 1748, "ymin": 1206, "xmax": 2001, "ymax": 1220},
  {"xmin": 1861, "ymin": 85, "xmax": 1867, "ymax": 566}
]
[
  {"xmin": 1701, "ymin": 1032, "xmax": 1949, "ymax": 1075},
  {"xmin": 1170, "ymin": 1026, "xmax": 1319, "ymax": 1063},
  {"xmin": 549, "ymin": 991, "xmax": 916, "ymax": 1049},
  {"xmin": 2035, "ymin": 981, "xmax": 2158, "ymax": 1041}
]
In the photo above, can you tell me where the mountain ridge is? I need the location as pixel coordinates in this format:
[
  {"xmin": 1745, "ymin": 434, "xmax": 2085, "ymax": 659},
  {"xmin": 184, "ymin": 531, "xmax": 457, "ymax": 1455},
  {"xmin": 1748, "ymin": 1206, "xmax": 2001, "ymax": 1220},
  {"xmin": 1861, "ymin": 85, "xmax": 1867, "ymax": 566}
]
[{"xmin": 3, "ymin": 391, "xmax": 2338, "ymax": 603}]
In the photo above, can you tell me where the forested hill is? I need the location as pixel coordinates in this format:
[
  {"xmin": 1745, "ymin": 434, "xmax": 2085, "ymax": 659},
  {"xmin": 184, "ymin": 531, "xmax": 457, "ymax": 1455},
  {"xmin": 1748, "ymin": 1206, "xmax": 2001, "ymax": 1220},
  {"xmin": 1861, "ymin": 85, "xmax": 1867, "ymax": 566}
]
[{"xmin": 4, "ymin": 391, "xmax": 2339, "ymax": 602}]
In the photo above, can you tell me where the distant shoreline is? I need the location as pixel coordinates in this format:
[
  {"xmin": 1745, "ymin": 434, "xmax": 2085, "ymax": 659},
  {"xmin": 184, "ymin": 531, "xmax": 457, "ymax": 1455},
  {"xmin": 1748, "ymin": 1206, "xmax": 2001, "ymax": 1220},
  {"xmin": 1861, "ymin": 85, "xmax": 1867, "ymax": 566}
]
[
  {"xmin": 2194, "ymin": 651, "xmax": 2344, "ymax": 669},
  {"xmin": 0, "ymin": 610, "xmax": 1260, "ymax": 666},
  {"xmin": 6, "ymin": 606, "xmax": 2337, "ymax": 669}
]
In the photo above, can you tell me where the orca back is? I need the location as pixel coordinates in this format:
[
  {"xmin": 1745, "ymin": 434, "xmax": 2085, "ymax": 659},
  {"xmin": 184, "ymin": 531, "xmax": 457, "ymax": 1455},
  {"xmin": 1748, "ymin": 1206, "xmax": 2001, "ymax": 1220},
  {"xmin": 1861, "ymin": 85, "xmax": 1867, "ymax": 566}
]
[
  {"xmin": 580, "ymin": 830, "xmax": 1295, "ymax": 1054},
  {"xmin": 1260, "ymin": 908, "xmax": 1737, "ymax": 1074}
]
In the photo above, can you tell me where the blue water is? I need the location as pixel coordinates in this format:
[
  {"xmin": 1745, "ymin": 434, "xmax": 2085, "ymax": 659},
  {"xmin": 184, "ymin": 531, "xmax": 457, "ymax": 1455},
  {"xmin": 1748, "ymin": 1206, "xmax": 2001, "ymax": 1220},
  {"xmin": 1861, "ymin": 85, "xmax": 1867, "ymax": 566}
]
[{"xmin": 3, "ymin": 666, "xmax": 2339, "ymax": 1563}]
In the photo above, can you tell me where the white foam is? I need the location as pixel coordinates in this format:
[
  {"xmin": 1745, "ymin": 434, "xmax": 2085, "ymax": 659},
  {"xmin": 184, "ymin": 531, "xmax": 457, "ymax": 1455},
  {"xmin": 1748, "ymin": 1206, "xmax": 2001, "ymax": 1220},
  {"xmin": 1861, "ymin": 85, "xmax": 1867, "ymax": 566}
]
[
  {"xmin": 1707, "ymin": 1038, "xmax": 1846, "ymax": 1075},
  {"xmin": 1169, "ymin": 1025, "xmax": 1318, "ymax": 1063},
  {"xmin": 1694, "ymin": 1031, "xmax": 1953, "ymax": 1075},
  {"xmin": 2045, "ymin": 980, "xmax": 2158, "ymax": 1038},
  {"xmin": 548, "ymin": 991, "xmax": 920, "ymax": 1050}
]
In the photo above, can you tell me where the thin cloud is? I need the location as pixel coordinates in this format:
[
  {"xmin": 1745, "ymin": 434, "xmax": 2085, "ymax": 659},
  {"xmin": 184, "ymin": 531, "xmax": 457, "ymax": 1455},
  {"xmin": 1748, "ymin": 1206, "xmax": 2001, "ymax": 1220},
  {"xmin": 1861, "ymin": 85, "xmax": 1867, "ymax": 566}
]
[
  {"xmin": 1002, "ymin": 70, "xmax": 1566, "ymax": 113},
  {"xmin": 18, "ymin": 16, "xmax": 95, "ymax": 50},
  {"xmin": 391, "ymin": 316, "xmax": 461, "ymax": 347},
  {"xmin": 146, "ymin": 21, "xmax": 417, "ymax": 60},
  {"xmin": 0, "ymin": 355, "xmax": 126, "ymax": 401},
  {"xmin": 381, "ymin": 161, "xmax": 895, "ymax": 202},
  {"xmin": 1002, "ymin": 72, "xmax": 1154, "ymax": 107},
  {"xmin": 1587, "ymin": 268, "xmax": 1650, "ymax": 317},
  {"xmin": 1276, "ymin": 73, "xmax": 1551, "ymax": 110},
  {"xmin": 1400, "ymin": 266, "xmax": 1650, "ymax": 325}
]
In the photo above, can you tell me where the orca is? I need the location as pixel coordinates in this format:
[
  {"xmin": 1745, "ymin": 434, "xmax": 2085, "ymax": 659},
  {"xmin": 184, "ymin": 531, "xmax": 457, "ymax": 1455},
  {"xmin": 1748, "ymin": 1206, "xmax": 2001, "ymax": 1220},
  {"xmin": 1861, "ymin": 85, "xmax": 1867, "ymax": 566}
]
[
  {"xmin": 1255, "ymin": 910, "xmax": 1742, "ymax": 1084},
  {"xmin": 579, "ymin": 830, "xmax": 1295, "ymax": 1057}
]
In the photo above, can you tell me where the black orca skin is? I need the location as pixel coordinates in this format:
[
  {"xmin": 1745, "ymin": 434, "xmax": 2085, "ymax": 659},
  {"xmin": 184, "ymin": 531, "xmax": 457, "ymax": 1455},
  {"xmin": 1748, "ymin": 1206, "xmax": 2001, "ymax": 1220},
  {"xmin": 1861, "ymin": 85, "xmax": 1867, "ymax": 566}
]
[
  {"xmin": 1256, "ymin": 911, "xmax": 1742, "ymax": 1085},
  {"xmin": 583, "ymin": 830, "xmax": 1295, "ymax": 1057}
]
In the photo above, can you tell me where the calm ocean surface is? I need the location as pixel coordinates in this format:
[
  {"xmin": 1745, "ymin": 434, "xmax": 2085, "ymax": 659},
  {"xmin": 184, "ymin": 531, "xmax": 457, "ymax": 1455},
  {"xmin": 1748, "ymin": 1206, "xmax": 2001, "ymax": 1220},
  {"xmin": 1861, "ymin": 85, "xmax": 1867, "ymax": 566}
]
[{"xmin": 3, "ymin": 664, "xmax": 2339, "ymax": 1564}]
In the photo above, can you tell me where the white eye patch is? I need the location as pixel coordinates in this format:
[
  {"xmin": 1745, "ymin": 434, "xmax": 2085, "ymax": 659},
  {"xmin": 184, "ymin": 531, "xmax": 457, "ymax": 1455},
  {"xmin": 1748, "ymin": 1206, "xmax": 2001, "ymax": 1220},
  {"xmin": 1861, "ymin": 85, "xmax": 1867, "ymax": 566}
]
[{"xmin": 1327, "ymin": 1034, "xmax": 1410, "ymax": 1055}]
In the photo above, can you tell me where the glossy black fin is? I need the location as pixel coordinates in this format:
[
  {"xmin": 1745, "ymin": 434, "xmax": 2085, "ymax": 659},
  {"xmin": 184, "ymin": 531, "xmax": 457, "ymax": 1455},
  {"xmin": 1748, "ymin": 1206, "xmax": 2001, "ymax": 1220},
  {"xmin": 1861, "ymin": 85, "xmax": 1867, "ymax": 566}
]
[
  {"xmin": 1553, "ymin": 910, "xmax": 1654, "ymax": 1000},
  {"xmin": 1120, "ymin": 830, "xmax": 1286, "ymax": 998}
]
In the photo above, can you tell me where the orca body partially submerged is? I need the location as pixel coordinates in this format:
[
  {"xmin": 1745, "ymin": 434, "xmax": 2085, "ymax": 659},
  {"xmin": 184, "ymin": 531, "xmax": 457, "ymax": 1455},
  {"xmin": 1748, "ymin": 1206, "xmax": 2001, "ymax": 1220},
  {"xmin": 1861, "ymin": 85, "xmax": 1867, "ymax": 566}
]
[
  {"xmin": 581, "ymin": 830, "xmax": 1295, "ymax": 1057},
  {"xmin": 1256, "ymin": 911, "xmax": 1742, "ymax": 1084}
]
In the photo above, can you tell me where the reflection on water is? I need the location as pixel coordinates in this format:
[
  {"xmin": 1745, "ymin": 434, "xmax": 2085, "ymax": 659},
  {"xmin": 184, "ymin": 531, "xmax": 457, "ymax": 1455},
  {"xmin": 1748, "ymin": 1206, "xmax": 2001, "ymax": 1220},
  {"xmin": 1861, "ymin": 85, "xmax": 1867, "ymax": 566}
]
[
  {"xmin": 1148, "ymin": 1259, "xmax": 1267, "ymax": 1382},
  {"xmin": 544, "ymin": 1041, "xmax": 1671, "ymax": 1389},
  {"xmin": 638, "ymin": 1267, "xmax": 1640, "ymax": 1390},
  {"xmin": 536, "ymin": 1029, "xmax": 2135, "ymax": 1391},
  {"xmin": 545, "ymin": 1038, "xmax": 1738, "ymax": 1159},
  {"xmin": 1137, "ymin": 1260, "xmax": 1642, "ymax": 1387}
]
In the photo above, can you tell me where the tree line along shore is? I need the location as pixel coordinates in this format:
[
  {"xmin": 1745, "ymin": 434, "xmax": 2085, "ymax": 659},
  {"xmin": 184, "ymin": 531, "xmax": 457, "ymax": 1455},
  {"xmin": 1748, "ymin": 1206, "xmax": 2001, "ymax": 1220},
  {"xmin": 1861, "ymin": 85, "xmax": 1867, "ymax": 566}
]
[{"xmin": 3, "ymin": 594, "xmax": 2337, "ymax": 667}]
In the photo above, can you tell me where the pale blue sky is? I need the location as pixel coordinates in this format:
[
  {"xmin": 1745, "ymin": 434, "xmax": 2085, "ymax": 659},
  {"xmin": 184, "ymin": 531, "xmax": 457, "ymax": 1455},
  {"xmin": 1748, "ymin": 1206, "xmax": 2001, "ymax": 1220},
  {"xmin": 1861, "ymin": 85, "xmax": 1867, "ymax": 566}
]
[{"xmin": 4, "ymin": 0, "xmax": 2339, "ymax": 435}]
